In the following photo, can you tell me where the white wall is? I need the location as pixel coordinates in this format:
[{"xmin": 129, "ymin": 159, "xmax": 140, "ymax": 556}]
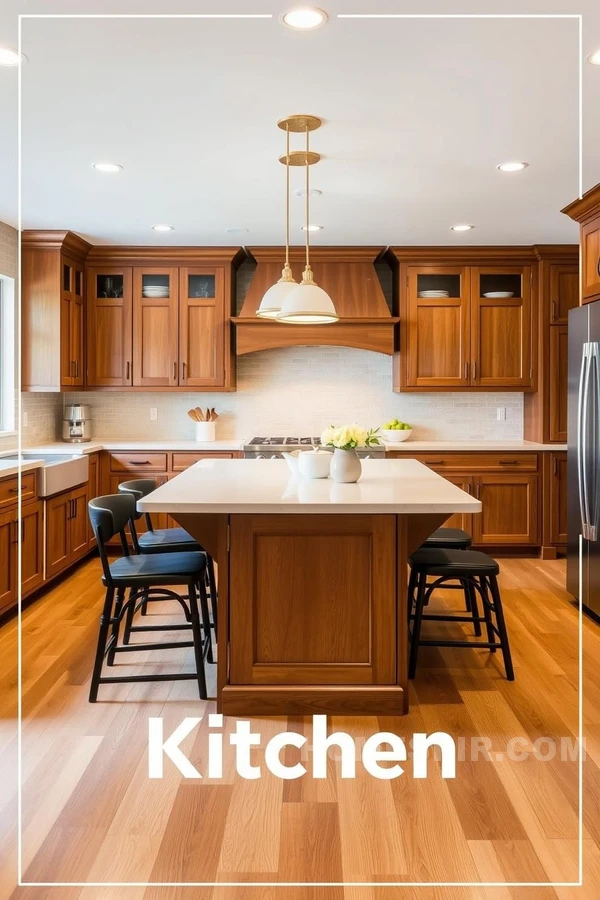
[{"xmin": 65, "ymin": 346, "xmax": 523, "ymax": 442}]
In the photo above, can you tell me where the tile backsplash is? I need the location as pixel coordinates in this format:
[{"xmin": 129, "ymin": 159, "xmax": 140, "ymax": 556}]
[{"xmin": 65, "ymin": 347, "xmax": 523, "ymax": 442}]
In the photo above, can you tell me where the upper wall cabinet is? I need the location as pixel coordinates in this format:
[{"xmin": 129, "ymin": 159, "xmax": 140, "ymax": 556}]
[
  {"xmin": 391, "ymin": 249, "xmax": 535, "ymax": 391},
  {"xmin": 22, "ymin": 231, "xmax": 91, "ymax": 392},
  {"xmin": 83, "ymin": 247, "xmax": 244, "ymax": 391},
  {"xmin": 563, "ymin": 183, "xmax": 600, "ymax": 305}
]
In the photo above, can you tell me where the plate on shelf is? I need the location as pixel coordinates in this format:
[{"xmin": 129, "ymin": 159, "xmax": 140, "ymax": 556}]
[
  {"xmin": 483, "ymin": 291, "xmax": 514, "ymax": 298},
  {"xmin": 418, "ymin": 290, "xmax": 450, "ymax": 298}
]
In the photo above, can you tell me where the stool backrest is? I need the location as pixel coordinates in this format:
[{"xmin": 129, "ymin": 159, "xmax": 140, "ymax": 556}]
[
  {"xmin": 88, "ymin": 493, "xmax": 135, "ymax": 582},
  {"xmin": 117, "ymin": 478, "xmax": 158, "ymax": 553}
]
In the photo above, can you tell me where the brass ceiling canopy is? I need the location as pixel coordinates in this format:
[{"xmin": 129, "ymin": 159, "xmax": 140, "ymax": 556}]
[
  {"xmin": 277, "ymin": 114, "xmax": 322, "ymax": 132},
  {"xmin": 279, "ymin": 150, "xmax": 321, "ymax": 166}
]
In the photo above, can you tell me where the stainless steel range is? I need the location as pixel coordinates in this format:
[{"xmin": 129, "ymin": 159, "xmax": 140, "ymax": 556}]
[{"xmin": 242, "ymin": 436, "xmax": 386, "ymax": 459}]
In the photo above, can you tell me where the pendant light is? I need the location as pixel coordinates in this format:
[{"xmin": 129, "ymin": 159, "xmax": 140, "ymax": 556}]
[
  {"xmin": 276, "ymin": 117, "xmax": 338, "ymax": 324},
  {"xmin": 256, "ymin": 122, "xmax": 297, "ymax": 318}
]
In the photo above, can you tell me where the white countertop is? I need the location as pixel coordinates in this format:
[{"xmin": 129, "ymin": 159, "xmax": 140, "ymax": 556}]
[
  {"xmin": 0, "ymin": 458, "xmax": 44, "ymax": 478},
  {"xmin": 0, "ymin": 439, "xmax": 246, "ymax": 456},
  {"xmin": 382, "ymin": 440, "xmax": 567, "ymax": 452},
  {"xmin": 137, "ymin": 458, "xmax": 483, "ymax": 515}
]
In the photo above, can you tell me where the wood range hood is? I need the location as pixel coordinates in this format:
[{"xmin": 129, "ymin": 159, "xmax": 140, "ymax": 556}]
[{"xmin": 232, "ymin": 246, "xmax": 399, "ymax": 355}]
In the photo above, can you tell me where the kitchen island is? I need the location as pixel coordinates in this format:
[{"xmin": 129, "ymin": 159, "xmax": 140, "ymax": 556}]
[{"xmin": 138, "ymin": 458, "xmax": 481, "ymax": 715}]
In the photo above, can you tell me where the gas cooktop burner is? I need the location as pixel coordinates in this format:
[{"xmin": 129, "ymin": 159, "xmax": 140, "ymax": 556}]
[{"xmin": 248, "ymin": 436, "xmax": 321, "ymax": 446}]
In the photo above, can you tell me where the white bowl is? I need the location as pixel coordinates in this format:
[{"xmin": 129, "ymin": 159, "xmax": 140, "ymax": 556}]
[{"xmin": 381, "ymin": 428, "xmax": 413, "ymax": 443}]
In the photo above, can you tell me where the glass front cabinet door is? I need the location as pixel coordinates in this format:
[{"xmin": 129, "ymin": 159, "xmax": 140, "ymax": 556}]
[{"xmin": 178, "ymin": 267, "xmax": 226, "ymax": 388}]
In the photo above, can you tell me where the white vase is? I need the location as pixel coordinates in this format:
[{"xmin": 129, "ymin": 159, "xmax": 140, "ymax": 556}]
[{"xmin": 330, "ymin": 448, "xmax": 362, "ymax": 483}]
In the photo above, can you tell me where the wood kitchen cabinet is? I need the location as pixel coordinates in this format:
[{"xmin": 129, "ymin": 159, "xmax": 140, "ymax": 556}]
[
  {"xmin": 22, "ymin": 231, "xmax": 90, "ymax": 391},
  {"xmin": 472, "ymin": 473, "xmax": 539, "ymax": 545},
  {"xmin": 548, "ymin": 452, "xmax": 568, "ymax": 546},
  {"xmin": 563, "ymin": 185, "xmax": 600, "ymax": 304},
  {"xmin": 46, "ymin": 484, "xmax": 90, "ymax": 579},
  {"xmin": 86, "ymin": 267, "xmax": 133, "ymax": 387},
  {"xmin": 133, "ymin": 267, "xmax": 179, "ymax": 387},
  {"xmin": 0, "ymin": 476, "xmax": 43, "ymax": 615},
  {"xmin": 524, "ymin": 247, "xmax": 578, "ymax": 444},
  {"xmin": 392, "ymin": 250, "xmax": 534, "ymax": 391},
  {"xmin": 179, "ymin": 267, "xmax": 226, "ymax": 387},
  {"xmin": 21, "ymin": 501, "xmax": 45, "ymax": 597},
  {"xmin": 0, "ymin": 508, "xmax": 17, "ymax": 614}
]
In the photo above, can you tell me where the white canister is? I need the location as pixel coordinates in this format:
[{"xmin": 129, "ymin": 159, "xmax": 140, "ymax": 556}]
[{"xmin": 195, "ymin": 421, "xmax": 216, "ymax": 442}]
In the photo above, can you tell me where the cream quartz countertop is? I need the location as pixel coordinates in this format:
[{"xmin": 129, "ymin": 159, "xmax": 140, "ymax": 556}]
[
  {"xmin": 137, "ymin": 458, "xmax": 483, "ymax": 516},
  {"xmin": 0, "ymin": 458, "xmax": 44, "ymax": 478},
  {"xmin": 381, "ymin": 440, "xmax": 567, "ymax": 452},
  {"xmin": 3, "ymin": 438, "xmax": 566, "ymax": 456}
]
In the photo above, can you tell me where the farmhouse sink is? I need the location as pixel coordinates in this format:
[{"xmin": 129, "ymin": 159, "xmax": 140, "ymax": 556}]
[{"xmin": 3, "ymin": 453, "xmax": 89, "ymax": 497}]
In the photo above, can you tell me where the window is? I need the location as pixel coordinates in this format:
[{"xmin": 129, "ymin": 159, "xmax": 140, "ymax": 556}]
[{"xmin": 0, "ymin": 274, "xmax": 15, "ymax": 433}]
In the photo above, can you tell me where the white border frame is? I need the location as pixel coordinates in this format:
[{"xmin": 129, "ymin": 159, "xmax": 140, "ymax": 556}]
[{"xmin": 16, "ymin": 11, "xmax": 584, "ymax": 890}]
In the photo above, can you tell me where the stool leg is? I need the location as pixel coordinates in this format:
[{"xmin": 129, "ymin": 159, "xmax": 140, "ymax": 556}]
[
  {"xmin": 207, "ymin": 556, "xmax": 218, "ymax": 640},
  {"xmin": 188, "ymin": 581, "xmax": 208, "ymax": 700},
  {"xmin": 197, "ymin": 578, "xmax": 214, "ymax": 664},
  {"xmin": 479, "ymin": 576, "xmax": 497, "ymax": 652},
  {"xmin": 107, "ymin": 587, "xmax": 125, "ymax": 666},
  {"xmin": 464, "ymin": 578, "xmax": 482, "ymax": 637},
  {"xmin": 122, "ymin": 587, "xmax": 136, "ymax": 645},
  {"xmin": 408, "ymin": 572, "xmax": 427, "ymax": 679},
  {"xmin": 489, "ymin": 575, "xmax": 515, "ymax": 681},
  {"xmin": 89, "ymin": 587, "xmax": 115, "ymax": 702}
]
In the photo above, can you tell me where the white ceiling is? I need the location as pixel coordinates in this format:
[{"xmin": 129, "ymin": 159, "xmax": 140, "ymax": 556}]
[{"xmin": 1, "ymin": 0, "xmax": 599, "ymax": 245}]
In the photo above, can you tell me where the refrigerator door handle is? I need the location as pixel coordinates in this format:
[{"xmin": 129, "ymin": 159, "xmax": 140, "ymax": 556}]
[
  {"xmin": 578, "ymin": 343, "xmax": 591, "ymax": 538},
  {"xmin": 586, "ymin": 342, "xmax": 600, "ymax": 542}
]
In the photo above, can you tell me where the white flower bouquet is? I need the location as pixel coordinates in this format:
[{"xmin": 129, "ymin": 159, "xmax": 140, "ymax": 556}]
[{"xmin": 320, "ymin": 423, "xmax": 380, "ymax": 451}]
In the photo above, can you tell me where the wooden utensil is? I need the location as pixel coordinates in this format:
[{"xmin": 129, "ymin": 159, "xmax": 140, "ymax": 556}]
[
  {"xmin": 187, "ymin": 409, "xmax": 200, "ymax": 422},
  {"xmin": 194, "ymin": 407, "xmax": 205, "ymax": 422}
]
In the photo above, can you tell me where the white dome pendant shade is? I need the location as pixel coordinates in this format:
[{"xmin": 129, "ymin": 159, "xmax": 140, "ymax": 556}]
[
  {"xmin": 275, "ymin": 115, "xmax": 338, "ymax": 325},
  {"xmin": 276, "ymin": 264, "xmax": 338, "ymax": 323},
  {"xmin": 256, "ymin": 262, "xmax": 297, "ymax": 318}
]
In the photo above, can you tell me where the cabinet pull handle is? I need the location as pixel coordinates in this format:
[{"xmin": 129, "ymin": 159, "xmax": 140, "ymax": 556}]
[
  {"xmin": 553, "ymin": 455, "xmax": 558, "ymax": 476},
  {"xmin": 8, "ymin": 487, "xmax": 18, "ymax": 494},
  {"xmin": 472, "ymin": 361, "xmax": 477, "ymax": 381},
  {"xmin": 428, "ymin": 460, "xmax": 444, "ymax": 465},
  {"xmin": 126, "ymin": 361, "xmax": 131, "ymax": 381},
  {"xmin": 597, "ymin": 258, "xmax": 600, "ymax": 277},
  {"xmin": 476, "ymin": 483, "xmax": 481, "ymax": 499},
  {"xmin": 181, "ymin": 361, "xmax": 186, "ymax": 381},
  {"xmin": 173, "ymin": 362, "xmax": 177, "ymax": 380},
  {"xmin": 75, "ymin": 360, "xmax": 79, "ymax": 379},
  {"xmin": 12, "ymin": 521, "xmax": 18, "ymax": 544},
  {"xmin": 464, "ymin": 361, "xmax": 469, "ymax": 381},
  {"xmin": 129, "ymin": 460, "xmax": 151, "ymax": 466},
  {"xmin": 499, "ymin": 460, "xmax": 518, "ymax": 465},
  {"xmin": 551, "ymin": 300, "xmax": 557, "ymax": 321}
]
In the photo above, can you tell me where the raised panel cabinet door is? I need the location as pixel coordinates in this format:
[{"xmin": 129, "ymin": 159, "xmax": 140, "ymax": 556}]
[
  {"xmin": 70, "ymin": 486, "xmax": 90, "ymax": 562},
  {"xmin": 549, "ymin": 262, "xmax": 579, "ymax": 323},
  {"xmin": 549, "ymin": 324, "xmax": 568, "ymax": 443},
  {"xmin": 229, "ymin": 514, "xmax": 397, "ymax": 686},
  {"xmin": 69, "ymin": 261, "xmax": 85, "ymax": 387},
  {"xmin": 21, "ymin": 501, "xmax": 44, "ymax": 597},
  {"xmin": 549, "ymin": 452, "xmax": 568, "ymax": 544},
  {"xmin": 405, "ymin": 266, "xmax": 469, "ymax": 387},
  {"xmin": 60, "ymin": 288, "xmax": 73, "ymax": 387},
  {"xmin": 86, "ymin": 267, "xmax": 133, "ymax": 386},
  {"xmin": 0, "ymin": 509, "xmax": 17, "ymax": 614},
  {"xmin": 179, "ymin": 267, "xmax": 225, "ymax": 387},
  {"xmin": 582, "ymin": 217, "xmax": 600, "ymax": 302},
  {"xmin": 132, "ymin": 267, "xmax": 179, "ymax": 387},
  {"xmin": 45, "ymin": 493, "xmax": 71, "ymax": 579},
  {"xmin": 470, "ymin": 266, "xmax": 532, "ymax": 387},
  {"xmin": 472, "ymin": 474, "xmax": 539, "ymax": 545}
]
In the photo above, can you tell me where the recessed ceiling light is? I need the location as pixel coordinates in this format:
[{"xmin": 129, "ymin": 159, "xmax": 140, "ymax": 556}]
[
  {"xmin": 301, "ymin": 224, "xmax": 323, "ymax": 232},
  {"xmin": 450, "ymin": 224, "xmax": 474, "ymax": 232},
  {"xmin": 281, "ymin": 7, "xmax": 328, "ymax": 30},
  {"xmin": 497, "ymin": 161, "xmax": 529, "ymax": 172},
  {"xmin": 225, "ymin": 227, "xmax": 249, "ymax": 234},
  {"xmin": 93, "ymin": 162, "xmax": 122, "ymax": 173},
  {"xmin": 152, "ymin": 224, "xmax": 174, "ymax": 232},
  {"xmin": 295, "ymin": 187, "xmax": 322, "ymax": 197},
  {"xmin": 587, "ymin": 48, "xmax": 600, "ymax": 65},
  {"xmin": 0, "ymin": 47, "xmax": 26, "ymax": 66}
]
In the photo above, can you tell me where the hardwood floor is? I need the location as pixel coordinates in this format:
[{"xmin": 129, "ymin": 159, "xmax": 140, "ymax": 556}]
[{"xmin": 0, "ymin": 556, "xmax": 599, "ymax": 899}]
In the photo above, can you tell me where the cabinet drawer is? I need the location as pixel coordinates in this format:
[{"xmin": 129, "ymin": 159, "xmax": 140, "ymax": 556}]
[
  {"xmin": 0, "ymin": 472, "xmax": 37, "ymax": 509},
  {"xmin": 411, "ymin": 453, "xmax": 539, "ymax": 472},
  {"xmin": 172, "ymin": 451, "xmax": 235, "ymax": 471},
  {"xmin": 109, "ymin": 452, "xmax": 168, "ymax": 473}
]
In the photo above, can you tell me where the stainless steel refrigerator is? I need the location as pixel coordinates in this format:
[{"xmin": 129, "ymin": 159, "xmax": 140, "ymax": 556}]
[{"xmin": 568, "ymin": 299, "xmax": 600, "ymax": 617}]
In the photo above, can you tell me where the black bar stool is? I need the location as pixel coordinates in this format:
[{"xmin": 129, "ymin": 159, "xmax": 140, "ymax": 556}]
[
  {"xmin": 88, "ymin": 493, "xmax": 213, "ymax": 702},
  {"xmin": 118, "ymin": 479, "xmax": 218, "ymax": 642},
  {"xmin": 408, "ymin": 527, "xmax": 479, "ymax": 629},
  {"xmin": 408, "ymin": 547, "xmax": 514, "ymax": 681}
]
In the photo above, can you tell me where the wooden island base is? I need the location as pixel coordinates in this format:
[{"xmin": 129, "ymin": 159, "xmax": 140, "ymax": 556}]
[{"xmin": 175, "ymin": 511, "xmax": 448, "ymax": 716}]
